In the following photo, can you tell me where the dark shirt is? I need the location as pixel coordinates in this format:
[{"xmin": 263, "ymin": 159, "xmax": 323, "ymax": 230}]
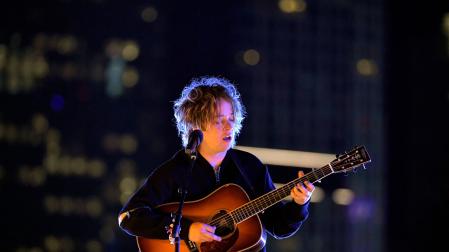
[{"xmin": 119, "ymin": 148, "xmax": 309, "ymax": 251}]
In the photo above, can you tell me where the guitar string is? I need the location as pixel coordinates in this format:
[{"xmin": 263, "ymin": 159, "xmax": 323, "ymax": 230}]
[
  {"xmin": 208, "ymin": 166, "xmax": 332, "ymax": 227},
  {"xmin": 208, "ymin": 176, "xmax": 311, "ymax": 227},
  {"xmin": 209, "ymin": 166, "xmax": 334, "ymax": 226},
  {"xmin": 209, "ymin": 153, "xmax": 361, "ymax": 227}
]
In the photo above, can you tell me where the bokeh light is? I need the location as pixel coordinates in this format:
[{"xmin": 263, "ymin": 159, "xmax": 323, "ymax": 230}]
[
  {"xmin": 279, "ymin": 0, "xmax": 307, "ymax": 14},
  {"xmin": 332, "ymin": 188, "xmax": 355, "ymax": 205},
  {"xmin": 122, "ymin": 66, "xmax": 139, "ymax": 88},
  {"xmin": 356, "ymin": 58, "xmax": 378, "ymax": 76},
  {"xmin": 32, "ymin": 114, "xmax": 49, "ymax": 135},
  {"xmin": 121, "ymin": 41, "xmax": 140, "ymax": 61},
  {"xmin": 243, "ymin": 49, "xmax": 261, "ymax": 66},
  {"xmin": 141, "ymin": 7, "xmax": 158, "ymax": 23}
]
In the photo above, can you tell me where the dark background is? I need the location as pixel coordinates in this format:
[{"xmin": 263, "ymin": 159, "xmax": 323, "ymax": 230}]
[
  {"xmin": 387, "ymin": 0, "xmax": 449, "ymax": 250},
  {"xmin": 1, "ymin": 0, "xmax": 448, "ymax": 251}
]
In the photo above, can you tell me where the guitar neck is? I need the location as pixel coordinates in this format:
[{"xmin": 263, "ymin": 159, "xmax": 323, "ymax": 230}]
[{"xmin": 230, "ymin": 164, "xmax": 334, "ymax": 224}]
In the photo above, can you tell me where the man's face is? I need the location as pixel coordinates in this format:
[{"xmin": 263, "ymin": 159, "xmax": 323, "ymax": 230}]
[{"xmin": 199, "ymin": 99, "xmax": 235, "ymax": 155}]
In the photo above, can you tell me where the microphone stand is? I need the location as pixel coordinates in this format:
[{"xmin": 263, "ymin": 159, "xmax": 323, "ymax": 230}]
[{"xmin": 173, "ymin": 151, "xmax": 197, "ymax": 252}]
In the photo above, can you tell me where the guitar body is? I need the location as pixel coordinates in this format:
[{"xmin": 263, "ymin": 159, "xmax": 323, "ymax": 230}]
[{"xmin": 136, "ymin": 183, "xmax": 267, "ymax": 252}]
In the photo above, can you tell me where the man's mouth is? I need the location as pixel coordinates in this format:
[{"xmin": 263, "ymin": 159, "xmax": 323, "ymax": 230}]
[{"xmin": 223, "ymin": 135, "xmax": 232, "ymax": 142}]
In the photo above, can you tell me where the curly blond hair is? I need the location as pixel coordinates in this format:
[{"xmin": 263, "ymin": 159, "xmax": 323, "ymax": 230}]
[{"xmin": 173, "ymin": 76, "xmax": 246, "ymax": 147}]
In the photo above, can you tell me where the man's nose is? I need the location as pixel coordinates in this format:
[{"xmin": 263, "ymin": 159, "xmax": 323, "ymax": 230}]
[{"xmin": 223, "ymin": 119, "xmax": 233, "ymax": 130}]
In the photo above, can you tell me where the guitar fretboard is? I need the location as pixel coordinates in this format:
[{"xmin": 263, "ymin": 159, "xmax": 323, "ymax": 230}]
[{"xmin": 230, "ymin": 164, "xmax": 334, "ymax": 224}]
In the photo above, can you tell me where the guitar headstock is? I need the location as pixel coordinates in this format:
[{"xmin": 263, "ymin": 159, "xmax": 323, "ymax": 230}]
[{"xmin": 331, "ymin": 146, "xmax": 371, "ymax": 173}]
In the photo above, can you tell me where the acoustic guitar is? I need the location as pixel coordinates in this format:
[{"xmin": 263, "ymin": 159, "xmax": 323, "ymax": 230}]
[{"xmin": 136, "ymin": 145, "xmax": 371, "ymax": 252}]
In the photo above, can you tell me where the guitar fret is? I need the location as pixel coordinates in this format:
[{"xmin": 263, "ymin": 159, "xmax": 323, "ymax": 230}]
[
  {"xmin": 318, "ymin": 167, "xmax": 324, "ymax": 178},
  {"xmin": 319, "ymin": 167, "xmax": 326, "ymax": 178},
  {"xmin": 233, "ymin": 174, "xmax": 317, "ymax": 223},
  {"xmin": 311, "ymin": 170, "xmax": 319, "ymax": 181}
]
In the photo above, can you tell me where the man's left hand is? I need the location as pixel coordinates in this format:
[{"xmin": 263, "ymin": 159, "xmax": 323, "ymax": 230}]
[{"xmin": 290, "ymin": 171, "xmax": 315, "ymax": 205}]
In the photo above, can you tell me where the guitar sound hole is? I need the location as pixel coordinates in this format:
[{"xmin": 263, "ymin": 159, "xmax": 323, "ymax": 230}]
[{"xmin": 211, "ymin": 210, "xmax": 235, "ymax": 237}]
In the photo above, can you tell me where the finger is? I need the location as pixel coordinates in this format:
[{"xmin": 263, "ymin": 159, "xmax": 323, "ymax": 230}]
[
  {"xmin": 211, "ymin": 233, "xmax": 222, "ymax": 241},
  {"xmin": 290, "ymin": 188, "xmax": 306, "ymax": 203},
  {"xmin": 298, "ymin": 170, "xmax": 305, "ymax": 178},
  {"xmin": 202, "ymin": 225, "xmax": 222, "ymax": 242},
  {"xmin": 202, "ymin": 232, "xmax": 221, "ymax": 242},
  {"xmin": 204, "ymin": 224, "xmax": 216, "ymax": 233},
  {"xmin": 291, "ymin": 186, "xmax": 298, "ymax": 196},
  {"xmin": 295, "ymin": 182, "xmax": 306, "ymax": 193},
  {"xmin": 294, "ymin": 183, "xmax": 303, "ymax": 192},
  {"xmin": 304, "ymin": 181, "xmax": 315, "ymax": 191},
  {"xmin": 295, "ymin": 183, "xmax": 312, "ymax": 199},
  {"xmin": 292, "ymin": 185, "xmax": 304, "ymax": 197},
  {"xmin": 200, "ymin": 232, "xmax": 213, "ymax": 242}
]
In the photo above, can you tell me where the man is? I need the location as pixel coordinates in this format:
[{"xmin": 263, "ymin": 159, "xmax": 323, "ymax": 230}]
[{"xmin": 118, "ymin": 76, "xmax": 315, "ymax": 251}]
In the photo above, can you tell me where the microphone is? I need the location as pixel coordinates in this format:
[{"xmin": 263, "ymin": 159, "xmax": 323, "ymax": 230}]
[{"xmin": 185, "ymin": 129, "xmax": 203, "ymax": 157}]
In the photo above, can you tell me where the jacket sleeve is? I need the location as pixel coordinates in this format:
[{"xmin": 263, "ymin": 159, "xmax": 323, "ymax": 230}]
[
  {"xmin": 258, "ymin": 164, "xmax": 310, "ymax": 239},
  {"xmin": 118, "ymin": 163, "xmax": 193, "ymax": 240}
]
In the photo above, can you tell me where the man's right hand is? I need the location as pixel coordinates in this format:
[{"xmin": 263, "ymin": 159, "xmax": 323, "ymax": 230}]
[{"xmin": 188, "ymin": 222, "xmax": 222, "ymax": 243}]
